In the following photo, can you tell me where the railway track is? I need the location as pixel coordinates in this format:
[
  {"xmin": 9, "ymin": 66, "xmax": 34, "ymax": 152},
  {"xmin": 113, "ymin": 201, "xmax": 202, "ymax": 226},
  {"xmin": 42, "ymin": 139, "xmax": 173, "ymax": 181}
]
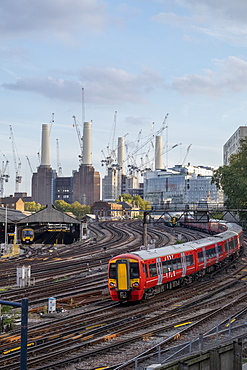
[
  {"xmin": 0, "ymin": 221, "xmax": 246, "ymax": 369},
  {"xmin": 1, "ymin": 259, "xmax": 247, "ymax": 369}
]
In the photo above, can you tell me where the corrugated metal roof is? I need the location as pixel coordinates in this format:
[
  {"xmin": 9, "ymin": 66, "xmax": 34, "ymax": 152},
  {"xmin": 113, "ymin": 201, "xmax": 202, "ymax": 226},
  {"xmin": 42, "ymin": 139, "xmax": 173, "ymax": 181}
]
[
  {"xmin": 18, "ymin": 204, "xmax": 80, "ymax": 224},
  {"xmin": 0, "ymin": 208, "xmax": 27, "ymax": 223}
]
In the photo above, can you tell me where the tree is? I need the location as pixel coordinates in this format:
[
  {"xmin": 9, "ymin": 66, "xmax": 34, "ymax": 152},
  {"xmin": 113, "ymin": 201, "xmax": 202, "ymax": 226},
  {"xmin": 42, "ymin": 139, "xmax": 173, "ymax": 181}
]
[
  {"xmin": 70, "ymin": 202, "xmax": 90, "ymax": 220},
  {"xmin": 116, "ymin": 194, "xmax": 151, "ymax": 211},
  {"xmin": 54, "ymin": 200, "xmax": 71, "ymax": 213},
  {"xmin": 212, "ymin": 138, "xmax": 247, "ymax": 211},
  {"xmin": 24, "ymin": 202, "xmax": 43, "ymax": 212},
  {"xmin": 54, "ymin": 200, "xmax": 90, "ymax": 220}
]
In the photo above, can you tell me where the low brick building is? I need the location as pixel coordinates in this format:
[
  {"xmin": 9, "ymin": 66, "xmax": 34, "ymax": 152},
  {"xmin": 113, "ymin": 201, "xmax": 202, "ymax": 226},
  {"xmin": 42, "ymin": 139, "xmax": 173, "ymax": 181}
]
[
  {"xmin": 90, "ymin": 201, "xmax": 122, "ymax": 219},
  {"xmin": 0, "ymin": 196, "xmax": 25, "ymax": 211}
]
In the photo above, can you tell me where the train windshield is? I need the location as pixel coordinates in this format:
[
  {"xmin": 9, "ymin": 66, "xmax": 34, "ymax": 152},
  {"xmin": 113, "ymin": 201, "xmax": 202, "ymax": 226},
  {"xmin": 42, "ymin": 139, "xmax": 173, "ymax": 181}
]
[
  {"xmin": 109, "ymin": 262, "xmax": 139, "ymax": 279},
  {"xmin": 130, "ymin": 262, "xmax": 139, "ymax": 278},
  {"xmin": 109, "ymin": 263, "xmax": 117, "ymax": 278},
  {"xmin": 24, "ymin": 230, "xmax": 33, "ymax": 236}
]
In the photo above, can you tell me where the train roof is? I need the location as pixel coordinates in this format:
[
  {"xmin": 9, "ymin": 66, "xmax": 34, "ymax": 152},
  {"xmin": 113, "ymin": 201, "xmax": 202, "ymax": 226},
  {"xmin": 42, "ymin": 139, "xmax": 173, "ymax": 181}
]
[{"xmin": 132, "ymin": 223, "xmax": 242, "ymax": 261}]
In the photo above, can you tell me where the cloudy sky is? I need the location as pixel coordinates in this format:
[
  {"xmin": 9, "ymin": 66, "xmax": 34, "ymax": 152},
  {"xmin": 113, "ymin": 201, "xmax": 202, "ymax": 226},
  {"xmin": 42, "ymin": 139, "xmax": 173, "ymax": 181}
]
[{"xmin": 1, "ymin": 0, "xmax": 247, "ymax": 196}]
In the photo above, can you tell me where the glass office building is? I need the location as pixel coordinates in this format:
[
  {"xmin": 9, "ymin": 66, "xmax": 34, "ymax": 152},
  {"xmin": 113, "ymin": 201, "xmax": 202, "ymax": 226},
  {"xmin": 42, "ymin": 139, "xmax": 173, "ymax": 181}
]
[{"xmin": 144, "ymin": 168, "xmax": 223, "ymax": 207}]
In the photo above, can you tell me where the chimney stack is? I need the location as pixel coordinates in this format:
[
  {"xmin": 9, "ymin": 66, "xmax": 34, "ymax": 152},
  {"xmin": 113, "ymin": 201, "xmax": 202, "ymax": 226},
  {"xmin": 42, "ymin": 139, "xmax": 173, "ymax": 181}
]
[
  {"xmin": 155, "ymin": 136, "xmax": 163, "ymax": 170},
  {"xmin": 83, "ymin": 122, "xmax": 92, "ymax": 165},
  {"xmin": 40, "ymin": 123, "xmax": 50, "ymax": 166}
]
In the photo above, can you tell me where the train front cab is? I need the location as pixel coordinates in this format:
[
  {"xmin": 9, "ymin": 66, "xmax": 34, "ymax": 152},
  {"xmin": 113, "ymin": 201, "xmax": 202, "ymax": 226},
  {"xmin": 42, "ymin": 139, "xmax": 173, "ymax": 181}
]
[
  {"xmin": 108, "ymin": 256, "xmax": 144, "ymax": 302},
  {"xmin": 21, "ymin": 228, "xmax": 34, "ymax": 244}
]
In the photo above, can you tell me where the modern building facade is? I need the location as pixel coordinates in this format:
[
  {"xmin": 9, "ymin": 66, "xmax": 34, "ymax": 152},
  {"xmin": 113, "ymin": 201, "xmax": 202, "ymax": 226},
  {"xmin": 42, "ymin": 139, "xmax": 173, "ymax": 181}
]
[
  {"xmin": 144, "ymin": 166, "xmax": 223, "ymax": 208},
  {"xmin": 102, "ymin": 167, "xmax": 119, "ymax": 201},
  {"xmin": 223, "ymin": 126, "xmax": 247, "ymax": 165},
  {"xmin": 54, "ymin": 177, "xmax": 73, "ymax": 204}
]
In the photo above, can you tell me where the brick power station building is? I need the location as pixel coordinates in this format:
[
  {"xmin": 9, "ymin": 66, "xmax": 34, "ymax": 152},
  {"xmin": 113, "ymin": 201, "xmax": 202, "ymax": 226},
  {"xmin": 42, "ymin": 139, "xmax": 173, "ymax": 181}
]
[{"xmin": 32, "ymin": 122, "xmax": 100, "ymax": 206}]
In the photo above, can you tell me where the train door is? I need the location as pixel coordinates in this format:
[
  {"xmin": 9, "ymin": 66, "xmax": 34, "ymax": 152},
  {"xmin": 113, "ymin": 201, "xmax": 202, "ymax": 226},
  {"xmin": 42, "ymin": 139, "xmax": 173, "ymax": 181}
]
[
  {"xmin": 181, "ymin": 252, "xmax": 186, "ymax": 277},
  {"xmin": 156, "ymin": 257, "xmax": 163, "ymax": 285},
  {"xmin": 202, "ymin": 246, "xmax": 207, "ymax": 268},
  {"xmin": 215, "ymin": 243, "xmax": 219, "ymax": 263},
  {"xmin": 116, "ymin": 260, "xmax": 130, "ymax": 290}
]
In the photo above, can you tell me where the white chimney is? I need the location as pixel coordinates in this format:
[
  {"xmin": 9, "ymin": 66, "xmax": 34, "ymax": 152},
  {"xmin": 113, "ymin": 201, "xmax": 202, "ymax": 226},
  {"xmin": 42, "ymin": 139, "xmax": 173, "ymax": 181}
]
[
  {"xmin": 155, "ymin": 136, "xmax": 162, "ymax": 170},
  {"xmin": 41, "ymin": 124, "xmax": 50, "ymax": 166},
  {"xmin": 83, "ymin": 122, "xmax": 92, "ymax": 165}
]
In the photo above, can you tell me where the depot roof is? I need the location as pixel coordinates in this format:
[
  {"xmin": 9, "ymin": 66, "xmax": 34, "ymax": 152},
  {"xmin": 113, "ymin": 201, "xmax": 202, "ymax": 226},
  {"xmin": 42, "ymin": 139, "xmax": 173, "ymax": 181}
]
[
  {"xmin": 0, "ymin": 207, "xmax": 28, "ymax": 223},
  {"xmin": 17, "ymin": 204, "xmax": 80, "ymax": 225}
]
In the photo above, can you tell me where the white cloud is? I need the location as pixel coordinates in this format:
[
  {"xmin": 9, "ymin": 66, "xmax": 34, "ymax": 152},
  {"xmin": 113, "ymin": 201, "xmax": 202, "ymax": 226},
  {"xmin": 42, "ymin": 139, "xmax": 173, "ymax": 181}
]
[
  {"xmin": 153, "ymin": 0, "xmax": 247, "ymax": 45},
  {"xmin": 2, "ymin": 66, "xmax": 165, "ymax": 105},
  {"xmin": 172, "ymin": 56, "xmax": 247, "ymax": 96},
  {"xmin": 0, "ymin": 0, "xmax": 107, "ymax": 38}
]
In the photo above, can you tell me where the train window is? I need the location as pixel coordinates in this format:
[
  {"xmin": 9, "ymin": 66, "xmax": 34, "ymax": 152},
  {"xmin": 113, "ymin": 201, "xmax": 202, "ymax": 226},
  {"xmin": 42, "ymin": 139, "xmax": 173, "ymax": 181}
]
[
  {"xmin": 198, "ymin": 251, "xmax": 204, "ymax": 262},
  {"xmin": 130, "ymin": 263, "xmax": 139, "ymax": 278},
  {"xmin": 149, "ymin": 263, "xmax": 157, "ymax": 277},
  {"xmin": 186, "ymin": 255, "xmax": 194, "ymax": 266},
  {"xmin": 167, "ymin": 260, "xmax": 173, "ymax": 271},
  {"xmin": 176, "ymin": 257, "xmax": 182, "ymax": 269},
  {"xmin": 218, "ymin": 245, "xmax": 222, "ymax": 254},
  {"xmin": 109, "ymin": 263, "xmax": 117, "ymax": 278},
  {"xmin": 162, "ymin": 261, "xmax": 169, "ymax": 273},
  {"xmin": 225, "ymin": 242, "xmax": 229, "ymax": 252},
  {"xmin": 143, "ymin": 264, "xmax": 149, "ymax": 278},
  {"xmin": 23, "ymin": 229, "xmax": 33, "ymax": 236},
  {"xmin": 171, "ymin": 259, "xmax": 177, "ymax": 270}
]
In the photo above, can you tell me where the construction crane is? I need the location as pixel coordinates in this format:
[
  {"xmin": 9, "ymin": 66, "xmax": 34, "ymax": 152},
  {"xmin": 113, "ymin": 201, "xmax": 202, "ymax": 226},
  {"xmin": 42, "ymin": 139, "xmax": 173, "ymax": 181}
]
[
  {"xmin": 72, "ymin": 115, "xmax": 83, "ymax": 164},
  {"xmin": 9, "ymin": 125, "xmax": 22, "ymax": 192},
  {"xmin": 50, "ymin": 112, "xmax": 54, "ymax": 130},
  {"xmin": 0, "ymin": 151, "xmax": 10, "ymax": 197},
  {"xmin": 26, "ymin": 156, "xmax": 34, "ymax": 174},
  {"xmin": 181, "ymin": 144, "xmax": 192, "ymax": 166},
  {"xmin": 82, "ymin": 87, "xmax": 85, "ymax": 125},
  {"xmin": 56, "ymin": 139, "xmax": 63, "ymax": 176}
]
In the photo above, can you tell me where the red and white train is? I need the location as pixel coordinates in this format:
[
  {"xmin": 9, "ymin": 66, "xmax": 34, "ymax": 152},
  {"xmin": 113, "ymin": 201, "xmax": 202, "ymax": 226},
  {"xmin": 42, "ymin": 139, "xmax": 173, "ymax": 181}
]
[{"xmin": 108, "ymin": 221, "xmax": 243, "ymax": 302}]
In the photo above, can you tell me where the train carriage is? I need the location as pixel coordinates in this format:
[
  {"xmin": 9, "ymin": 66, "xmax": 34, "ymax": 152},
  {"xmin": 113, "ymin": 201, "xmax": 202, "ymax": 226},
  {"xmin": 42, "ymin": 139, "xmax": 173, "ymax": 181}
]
[
  {"xmin": 108, "ymin": 221, "xmax": 243, "ymax": 302},
  {"xmin": 21, "ymin": 228, "xmax": 34, "ymax": 244}
]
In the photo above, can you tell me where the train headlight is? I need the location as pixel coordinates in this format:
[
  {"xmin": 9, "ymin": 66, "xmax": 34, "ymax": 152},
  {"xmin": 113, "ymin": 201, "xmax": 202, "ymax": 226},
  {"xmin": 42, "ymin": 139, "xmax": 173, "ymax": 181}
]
[
  {"xmin": 132, "ymin": 282, "xmax": 139, "ymax": 287},
  {"xmin": 109, "ymin": 282, "xmax": 116, "ymax": 287}
]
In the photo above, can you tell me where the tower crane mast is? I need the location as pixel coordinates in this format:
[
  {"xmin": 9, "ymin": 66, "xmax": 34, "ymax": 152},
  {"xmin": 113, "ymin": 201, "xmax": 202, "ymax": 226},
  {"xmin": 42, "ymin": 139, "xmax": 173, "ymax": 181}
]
[
  {"xmin": 56, "ymin": 139, "xmax": 63, "ymax": 176},
  {"xmin": 72, "ymin": 115, "xmax": 83, "ymax": 164},
  {"xmin": 26, "ymin": 156, "xmax": 34, "ymax": 174},
  {"xmin": 0, "ymin": 151, "xmax": 10, "ymax": 197},
  {"xmin": 9, "ymin": 125, "xmax": 22, "ymax": 192},
  {"xmin": 182, "ymin": 144, "xmax": 192, "ymax": 166}
]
